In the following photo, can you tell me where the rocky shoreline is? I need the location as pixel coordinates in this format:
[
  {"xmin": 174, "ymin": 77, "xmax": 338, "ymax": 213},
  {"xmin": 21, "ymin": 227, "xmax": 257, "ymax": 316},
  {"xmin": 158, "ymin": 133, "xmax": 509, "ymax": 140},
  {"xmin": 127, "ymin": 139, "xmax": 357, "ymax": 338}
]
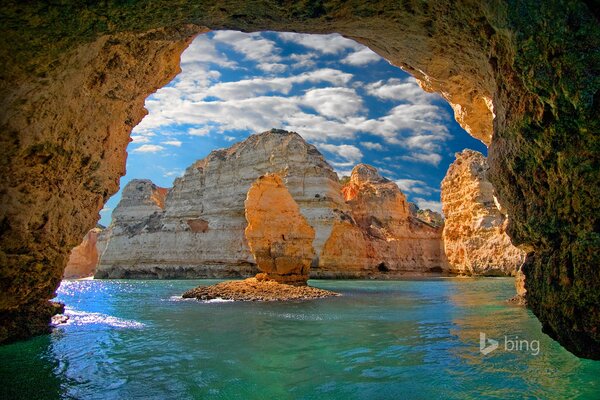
[{"xmin": 181, "ymin": 277, "xmax": 339, "ymax": 302}]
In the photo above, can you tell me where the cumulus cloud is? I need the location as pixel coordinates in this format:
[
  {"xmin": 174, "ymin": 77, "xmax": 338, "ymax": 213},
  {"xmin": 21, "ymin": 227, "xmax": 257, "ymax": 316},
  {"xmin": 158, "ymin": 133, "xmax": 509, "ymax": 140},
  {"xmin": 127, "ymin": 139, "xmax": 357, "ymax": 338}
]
[
  {"xmin": 360, "ymin": 141, "xmax": 383, "ymax": 151},
  {"xmin": 366, "ymin": 77, "xmax": 438, "ymax": 104},
  {"xmin": 302, "ymin": 87, "xmax": 364, "ymax": 120},
  {"xmin": 131, "ymin": 135, "xmax": 152, "ymax": 144},
  {"xmin": 342, "ymin": 47, "xmax": 381, "ymax": 66},
  {"xmin": 395, "ymin": 179, "xmax": 438, "ymax": 195},
  {"xmin": 162, "ymin": 140, "xmax": 182, "ymax": 147},
  {"xmin": 213, "ymin": 31, "xmax": 282, "ymax": 63},
  {"xmin": 278, "ymin": 32, "xmax": 361, "ymax": 54},
  {"xmin": 414, "ymin": 197, "xmax": 443, "ymax": 214},
  {"xmin": 399, "ymin": 152, "xmax": 443, "ymax": 166},
  {"xmin": 131, "ymin": 144, "xmax": 165, "ymax": 153},
  {"xmin": 317, "ymin": 143, "xmax": 363, "ymax": 165}
]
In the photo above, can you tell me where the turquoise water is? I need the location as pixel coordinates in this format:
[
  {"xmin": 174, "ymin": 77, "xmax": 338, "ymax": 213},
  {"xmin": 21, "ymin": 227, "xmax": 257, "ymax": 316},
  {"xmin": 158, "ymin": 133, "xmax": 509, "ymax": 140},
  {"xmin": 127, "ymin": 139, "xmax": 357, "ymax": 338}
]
[{"xmin": 1, "ymin": 278, "xmax": 599, "ymax": 399}]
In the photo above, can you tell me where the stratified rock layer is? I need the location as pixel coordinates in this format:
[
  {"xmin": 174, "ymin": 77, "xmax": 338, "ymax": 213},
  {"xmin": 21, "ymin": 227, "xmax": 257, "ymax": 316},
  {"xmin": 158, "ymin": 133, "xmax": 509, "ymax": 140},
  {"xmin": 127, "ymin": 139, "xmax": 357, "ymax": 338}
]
[
  {"xmin": 244, "ymin": 174, "xmax": 315, "ymax": 285},
  {"xmin": 441, "ymin": 150, "xmax": 526, "ymax": 276},
  {"xmin": 0, "ymin": 2, "xmax": 597, "ymax": 358},
  {"xmin": 63, "ymin": 227, "xmax": 102, "ymax": 279},
  {"xmin": 316, "ymin": 164, "xmax": 447, "ymax": 277},
  {"xmin": 96, "ymin": 130, "xmax": 345, "ymax": 278}
]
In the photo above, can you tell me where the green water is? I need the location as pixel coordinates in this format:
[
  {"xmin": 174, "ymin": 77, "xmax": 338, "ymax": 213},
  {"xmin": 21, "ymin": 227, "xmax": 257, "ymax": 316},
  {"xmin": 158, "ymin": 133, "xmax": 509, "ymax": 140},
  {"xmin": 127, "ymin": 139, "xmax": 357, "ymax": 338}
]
[{"xmin": 1, "ymin": 278, "xmax": 599, "ymax": 399}]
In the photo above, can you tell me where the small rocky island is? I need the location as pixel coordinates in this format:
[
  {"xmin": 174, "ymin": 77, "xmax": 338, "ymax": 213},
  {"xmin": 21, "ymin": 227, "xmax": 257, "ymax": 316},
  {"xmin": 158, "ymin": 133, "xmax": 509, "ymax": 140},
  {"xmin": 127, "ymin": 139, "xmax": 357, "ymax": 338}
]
[{"xmin": 183, "ymin": 174, "xmax": 338, "ymax": 301}]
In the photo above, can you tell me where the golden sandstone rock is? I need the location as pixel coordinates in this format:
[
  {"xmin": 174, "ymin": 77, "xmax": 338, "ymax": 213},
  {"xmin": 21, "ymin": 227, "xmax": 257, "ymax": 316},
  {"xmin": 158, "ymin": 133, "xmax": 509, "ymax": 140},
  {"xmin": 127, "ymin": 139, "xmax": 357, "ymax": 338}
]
[
  {"xmin": 244, "ymin": 174, "xmax": 315, "ymax": 285},
  {"xmin": 63, "ymin": 228, "xmax": 102, "ymax": 279},
  {"xmin": 441, "ymin": 150, "xmax": 526, "ymax": 276}
]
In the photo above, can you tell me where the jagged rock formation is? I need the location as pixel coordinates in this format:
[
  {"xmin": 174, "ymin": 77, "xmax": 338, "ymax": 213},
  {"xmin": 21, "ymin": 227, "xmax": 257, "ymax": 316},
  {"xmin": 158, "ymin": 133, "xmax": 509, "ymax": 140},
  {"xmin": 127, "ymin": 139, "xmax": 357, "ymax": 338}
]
[
  {"xmin": 316, "ymin": 164, "xmax": 447, "ymax": 277},
  {"xmin": 97, "ymin": 131, "xmax": 447, "ymax": 279},
  {"xmin": 416, "ymin": 209, "xmax": 444, "ymax": 228},
  {"xmin": 96, "ymin": 129, "xmax": 346, "ymax": 278},
  {"xmin": 0, "ymin": 2, "xmax": 597, "ymax": 358},
  {"xmin": 441, "ymin": 150, "xmax": 526, "ymax": 276},
  {"xmin": 63, "ymin": 227, "xmax": 103, "ymax": 279},
  {"xmin": 244, "ymin": 174, "xmax": 315, "ymax": 285}
]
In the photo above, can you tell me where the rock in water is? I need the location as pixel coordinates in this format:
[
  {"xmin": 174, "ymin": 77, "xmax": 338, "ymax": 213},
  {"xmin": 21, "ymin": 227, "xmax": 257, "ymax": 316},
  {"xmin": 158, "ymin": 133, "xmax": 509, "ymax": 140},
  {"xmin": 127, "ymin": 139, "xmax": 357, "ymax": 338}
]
[
  {"xmin": 95, "ymin": 129, "xmax": 344, "ymax": 279},
  {"xmin": 318, "ymin": 164, "xmax": 447, "ymax": 277},
  {"xmin": 244, "ymin": 174, "xmax": 315, "ymax": 285},
  {"xmin": 63, "ymin": 227, "xmax": 103, "ymax": 278},
  {"xmin": 441, "ymin": 150, "xmax": 526, "ymax": 276}
]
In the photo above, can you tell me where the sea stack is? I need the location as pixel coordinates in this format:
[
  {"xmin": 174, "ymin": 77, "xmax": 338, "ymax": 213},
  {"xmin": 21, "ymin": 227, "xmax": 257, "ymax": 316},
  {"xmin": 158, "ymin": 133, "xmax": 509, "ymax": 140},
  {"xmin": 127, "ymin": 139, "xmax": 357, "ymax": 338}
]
[{"xmin": 244, "ymin": 174, "xmax": 315, "ymax": 285}]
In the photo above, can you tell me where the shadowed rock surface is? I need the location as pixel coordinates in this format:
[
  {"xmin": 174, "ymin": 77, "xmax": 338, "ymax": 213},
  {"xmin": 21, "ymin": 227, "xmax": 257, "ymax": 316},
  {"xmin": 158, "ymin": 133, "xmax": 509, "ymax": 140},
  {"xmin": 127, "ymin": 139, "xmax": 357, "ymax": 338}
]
[{"xmin": 0, "ymin": 1, "xmax": 598, "ymax": 358}]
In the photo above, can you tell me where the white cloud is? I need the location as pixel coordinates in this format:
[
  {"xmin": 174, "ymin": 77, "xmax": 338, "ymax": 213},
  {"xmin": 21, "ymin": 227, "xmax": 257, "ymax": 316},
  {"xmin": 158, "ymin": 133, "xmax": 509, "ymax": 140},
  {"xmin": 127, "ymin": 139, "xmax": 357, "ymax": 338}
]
[
  {"xmin": 162, "ymin": 140, "xmax": 182, "ymax": 147},
  {"xmin": 400, "ymin": 152, "xmax": 443, "ymax": 166},
  {"xmin": 366, "ymin": 77, "xmax": 438, "ymax": 104},
  {"xmin": 360, "ymin": 141, "xmax": 383, "ymax": 151},
  {"xmin": 302, "ymin": 87, "xmax": 363, "ymax": 120},
  {"xmin": 188, "ymin": 127, "xmax": 211, "ymax": 136},
  {"xmin": 278, "ymin": 32, "xmax": 361, "ymax": 54},
  {"xmin": 317, "ymin": 143, "xmax": 363, "ymax": 164},
  {"xmin": 181, "ymin": 35, "xmax": 237, "ymax": 68},
  {"xmin": 342, "ymin": 47, "xmax": 381, "ymax": 66},
  {"xmin": 131, "ymin": 135, "xmax": 151, "ymax": 144},
  {"xmin": 131, "ymin": 144, "xmax": 165, "ymax": 153},
  {"xmin": 213, "ymin": 31, "xmax": 281, "ymax": 63},
  {"xmin": 414, "ymin": 197, "xmax": 443, "ymax": 214},
  {"xmin": 395, "ymin": 179, "xmax": 437, "ymax": 195},
  {"xmin": 163, "ymin": 169, "xmax": 183, "ymax": 178}
]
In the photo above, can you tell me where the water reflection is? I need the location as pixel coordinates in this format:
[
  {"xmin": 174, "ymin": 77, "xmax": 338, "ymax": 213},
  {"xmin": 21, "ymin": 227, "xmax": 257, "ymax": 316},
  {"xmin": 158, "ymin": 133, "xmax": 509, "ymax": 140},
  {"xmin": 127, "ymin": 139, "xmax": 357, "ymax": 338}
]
[{"xmin": 0, "ymin": 278, "xmax": 598, "ymax": 399}]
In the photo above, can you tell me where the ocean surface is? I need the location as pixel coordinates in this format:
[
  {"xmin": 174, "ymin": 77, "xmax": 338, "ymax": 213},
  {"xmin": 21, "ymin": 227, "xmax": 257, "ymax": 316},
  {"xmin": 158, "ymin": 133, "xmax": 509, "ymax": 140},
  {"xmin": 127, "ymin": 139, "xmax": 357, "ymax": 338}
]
[{"xmin": 1, "ymin": 278, "xmax": 599, "ymax": 399}]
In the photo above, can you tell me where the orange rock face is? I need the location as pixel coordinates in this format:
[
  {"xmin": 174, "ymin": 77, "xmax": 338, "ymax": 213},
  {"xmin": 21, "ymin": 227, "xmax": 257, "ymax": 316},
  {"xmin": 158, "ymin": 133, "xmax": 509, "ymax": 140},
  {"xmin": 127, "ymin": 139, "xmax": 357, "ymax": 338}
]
[
  {"xmin": 441, "ymin": 150, "xmax": 526, "ymax": 276},
  {"xmin": 317, "ymin": 164, "xmax": 447, "ymax": 277},
  {"xmin": 63, "ymin": 228, "xmax": 102, "ymax": 279},
  {"xmin": 244, "ymin": 174, "xmax": 315, "ymax": 285}
]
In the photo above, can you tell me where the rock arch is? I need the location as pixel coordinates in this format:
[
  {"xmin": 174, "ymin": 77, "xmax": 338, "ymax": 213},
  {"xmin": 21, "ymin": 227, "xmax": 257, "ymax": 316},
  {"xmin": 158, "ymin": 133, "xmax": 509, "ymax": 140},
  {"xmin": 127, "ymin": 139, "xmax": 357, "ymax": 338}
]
[{"xmin": 0, "ymin": 1, "xmax": 598, "ymax": 358}]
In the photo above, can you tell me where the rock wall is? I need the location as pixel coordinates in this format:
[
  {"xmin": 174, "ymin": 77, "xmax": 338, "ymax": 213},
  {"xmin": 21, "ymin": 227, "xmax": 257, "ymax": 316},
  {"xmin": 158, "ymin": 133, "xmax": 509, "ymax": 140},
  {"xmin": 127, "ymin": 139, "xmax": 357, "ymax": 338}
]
[
  {"xmin": 63, "ymin": 227, "xmax": 103, "ymax": 279},
  {"xmin": 441, "ymin": 150, "xmax": 526, "ymax": 276},
  {"xmin": 0, "ymin": 1, "xmax": 597, "ymax": 357},
  {"xmin": 316, "ymin": 164, "xmax": 447, "ymax": 278},
  {"xmin": 96, "ymin": 129, "xmax": 346, "ymax": 278},
  {"xmin": 97, "ymin": 130, "xmax": 446, "ymax": 279},
  {"xmin": 245, "ymin": 174, "xmax": 315, "ymax": 285}
]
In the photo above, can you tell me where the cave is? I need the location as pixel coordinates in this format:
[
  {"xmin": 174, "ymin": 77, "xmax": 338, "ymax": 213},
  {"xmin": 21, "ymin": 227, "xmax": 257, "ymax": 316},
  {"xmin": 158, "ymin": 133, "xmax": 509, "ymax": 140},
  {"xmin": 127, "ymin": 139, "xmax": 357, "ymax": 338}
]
[{"xmin": 0, "ymin": 1, "xmax": 598, "ymax": 360}]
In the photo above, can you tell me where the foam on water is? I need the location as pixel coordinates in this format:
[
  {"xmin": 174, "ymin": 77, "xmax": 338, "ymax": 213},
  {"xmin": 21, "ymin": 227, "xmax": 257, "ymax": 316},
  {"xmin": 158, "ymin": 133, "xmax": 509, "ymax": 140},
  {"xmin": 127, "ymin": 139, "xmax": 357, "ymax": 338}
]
[{"xmin": 61, "ymin": 306, "xmax": 145, "ymax": 329}]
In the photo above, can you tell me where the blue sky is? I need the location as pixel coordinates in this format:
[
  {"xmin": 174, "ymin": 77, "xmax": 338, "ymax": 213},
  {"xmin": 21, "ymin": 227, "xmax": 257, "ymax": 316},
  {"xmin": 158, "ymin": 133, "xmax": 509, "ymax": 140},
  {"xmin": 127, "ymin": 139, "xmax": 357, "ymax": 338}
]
[{"xmin": 99, "ymin": 31, "xmax": 487, "ymax": 226}]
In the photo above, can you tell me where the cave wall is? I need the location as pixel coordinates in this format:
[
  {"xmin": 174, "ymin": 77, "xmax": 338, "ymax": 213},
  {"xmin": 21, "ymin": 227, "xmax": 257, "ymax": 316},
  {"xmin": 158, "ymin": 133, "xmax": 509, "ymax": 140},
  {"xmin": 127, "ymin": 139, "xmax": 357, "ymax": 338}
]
[{"xmin": 0, "ymin": 1, "xmax": 598, "ymax": 358}]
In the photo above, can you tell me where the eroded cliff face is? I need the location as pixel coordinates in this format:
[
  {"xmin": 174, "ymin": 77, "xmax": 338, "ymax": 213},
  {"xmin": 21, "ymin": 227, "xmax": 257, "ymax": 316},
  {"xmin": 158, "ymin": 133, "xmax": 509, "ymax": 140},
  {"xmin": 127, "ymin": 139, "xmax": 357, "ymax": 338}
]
[
  {"xmin": 96, "ymin": 129, "xmax": 345, "ymax": 278},
  {"xmin": 63, "ymin": 227, "xmax": 103, "ymax": 279},
  {"xmin": 441, "ymin": 150, "xmax": 526, "ymax": 276},
  {"xmin": 316, "ymin": 164, "xmax": 447, "ymax": 277},
  {"xmin": 0, "ymin": 1, "xmax": 597, "ymax": 357},
  {"xmin": 245, "ymin": 174, "xmax": 315, "ymax": 285}
]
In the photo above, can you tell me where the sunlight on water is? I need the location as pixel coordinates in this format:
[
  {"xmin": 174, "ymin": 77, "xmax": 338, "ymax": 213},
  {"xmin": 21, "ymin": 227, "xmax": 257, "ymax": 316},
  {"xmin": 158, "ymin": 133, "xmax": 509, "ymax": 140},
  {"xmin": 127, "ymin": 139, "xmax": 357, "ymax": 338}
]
[{"xmin": 1, "ymin": 278, "xmax": 599, "ymax": 399}]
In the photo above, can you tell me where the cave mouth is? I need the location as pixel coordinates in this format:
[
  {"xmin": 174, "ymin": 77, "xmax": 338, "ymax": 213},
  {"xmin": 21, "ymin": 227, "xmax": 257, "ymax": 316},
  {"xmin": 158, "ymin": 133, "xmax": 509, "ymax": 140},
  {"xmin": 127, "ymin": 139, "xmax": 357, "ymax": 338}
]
[
  {"xmin": 100, "ymin": 30, "xmax": 488, "ymax": 229},
  {"xmin": 1, "ymin": 2, "xmax": 598, "ymax": 362}
]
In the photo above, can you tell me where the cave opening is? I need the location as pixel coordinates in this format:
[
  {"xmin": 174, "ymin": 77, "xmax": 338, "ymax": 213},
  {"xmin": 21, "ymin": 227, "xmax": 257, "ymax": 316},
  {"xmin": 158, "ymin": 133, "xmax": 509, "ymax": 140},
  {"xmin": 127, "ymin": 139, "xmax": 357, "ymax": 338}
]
[{"xmin": 1, "ymin": 1, "xmax": 597, "ymax": 365}]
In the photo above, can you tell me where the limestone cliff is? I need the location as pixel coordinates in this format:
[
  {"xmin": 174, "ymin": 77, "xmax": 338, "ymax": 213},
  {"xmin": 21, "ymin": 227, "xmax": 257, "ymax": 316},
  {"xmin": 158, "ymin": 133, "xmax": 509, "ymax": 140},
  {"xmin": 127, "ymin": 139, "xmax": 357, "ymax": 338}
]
[
  {"xmin": 316, "ymin": 164, "xmax": 447, "ymax": 277},
  {"xmin": 441, "ymin": 150, "xmax": 525, "ymax": 276},
  {"xmin": 63, "ymin": 227, "xmax": 103, "ymax": 279},
  {"xmin": 245, "ymin": 174, "xmax": 315, "ymax": 285},
  {"xmin": 96, "ymin": 129, "xmax": 346, "ymax": 278},
  {"xmin": 97, "ymin": 131, "xmax": 447, "ymax": 279}
]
